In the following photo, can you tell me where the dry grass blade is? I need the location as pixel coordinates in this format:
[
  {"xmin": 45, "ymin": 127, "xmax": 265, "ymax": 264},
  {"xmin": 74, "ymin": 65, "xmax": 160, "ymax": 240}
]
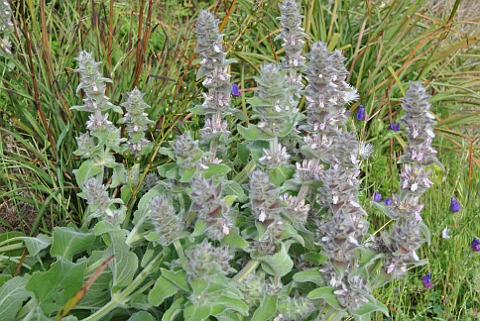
[{"xmin": 53, "ymin": 255, "xmax": 115, "ymax": 321}]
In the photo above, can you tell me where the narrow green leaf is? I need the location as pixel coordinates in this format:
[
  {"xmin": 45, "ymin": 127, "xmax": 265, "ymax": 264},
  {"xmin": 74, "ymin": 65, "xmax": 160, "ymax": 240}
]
[
  {"xmin": 221, "ymin": 228, "xmax": 249, "ymax": 249},
  {"xmin": 292, "ymin": 268, "xmax": 324, "ymax": 285},
  {"xmin": 23, "ymin": 234, "xmax": 52, "ymax": 256},
  {"xmin": 252, "ymin": 243, "xmax": 293, "ymax": 277},
  {"xmin": 160, "ymin": 268, "xmax": 190, "ymax": 292},
  {"xmin": 203, "ymin": 163, "xmax": 231, "ymax": 179},
  {"xmin": 184, "ymin": 303, "xmax": 211, "ymax": 321},
  {"xmin": 162, "ymin": 297, "xmax": 186, "ymax": 321}
]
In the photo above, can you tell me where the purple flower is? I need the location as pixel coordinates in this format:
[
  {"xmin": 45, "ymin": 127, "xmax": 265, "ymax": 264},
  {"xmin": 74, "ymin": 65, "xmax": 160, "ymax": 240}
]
[
  {"xmin": 383, "ymin": 197, "xmax": 392, "ymax": 205},
  {"xmin": 388, "ymin": 122, "xmax": 400, "ymax": 131},
  {"xmin": 421, "ymin": 273, "xmax": 433, "ymax": 289},
  {"xmin": 231, "ymin": 83, "xmax": 241, "ymax": 97},
  {"xmin": 345, "ymin": 110, "xmax": 351, "ymax": 116},
  {"xmin": 472, "ymin": 237, "xmax": 480, "ymax": 252},
  {"xmin": 450, "ymin": 197, "xmax": 461, "ymax": 212},
  {"xmin": 373, "ymin": 191, "xmax": 382, "ymax": 202},
  {"xmin": 356, "ymin": 105, "xmax": 366, "ymax": 121}
]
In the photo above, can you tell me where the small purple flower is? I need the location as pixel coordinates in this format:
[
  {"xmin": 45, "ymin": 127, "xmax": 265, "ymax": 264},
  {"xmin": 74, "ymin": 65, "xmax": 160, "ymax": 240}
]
[
  {"xmin": 472, "ymin": 237, "xmax": 480, "ymax": 252},
  {"xmin": 450, "ymin": 197, "xmax": 461, "ymax": 212},
  {"xmin": 231, "ymin": 83, "xmax": 241, "ymax": 97},
  {"xmin": 383, "ymin": 197, "xmax": 392, "ymax": 205},
  {"xmin": 345, "ymin": 110, "xmax": 351, "ymax": 116},
  {"xmin": 356, "ymin": 105, "xmax": 366, "ymax": 121},
  {"xmin": 388, "ymin": 122, "xmax": 400, "ymax": 131},
  {"xmin": 373, "ymin": 191, "xmax": 382, "ymax": 202},
  {"xmin": 421, "ymin": 273, "xmax": 433, "ymax": 289}
]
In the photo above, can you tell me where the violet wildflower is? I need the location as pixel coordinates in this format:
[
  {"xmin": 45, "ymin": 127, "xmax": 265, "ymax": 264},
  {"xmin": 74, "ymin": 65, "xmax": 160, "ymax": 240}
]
[
  {"xmin": 356, "ymin": 105, "xmax": 366, "ymax": 121},
  {"xmin": 231, "ymin": 83, "xmax": 241, "ymax": 97},
  {"xmin": 421, "ymin": 273, "xmax": 433, "ymax": 289},
  {"xmin": 383, "ymin": 197, "xmax": 392, "ymax": 205},
  {"xmin": 373, "ymin": 191, "xmax": 382, "ymax": 202},
  {"xmin": 388, "ymin": 122, "xmax": 400, "ymax": 131},
  {"xmin": 472, "ymin": 237, "xmax": 480, "ymax": 252},
  {"xmin": 450, "ymin": 196, "xmax": 461, "ymax": 212}
]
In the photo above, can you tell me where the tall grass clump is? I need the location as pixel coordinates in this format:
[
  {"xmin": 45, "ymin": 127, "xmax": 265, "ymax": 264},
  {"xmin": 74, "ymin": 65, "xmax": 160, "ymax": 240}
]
[{"xmin": 0, "ymin": 1, "xmax": 479, "ymax": 321}]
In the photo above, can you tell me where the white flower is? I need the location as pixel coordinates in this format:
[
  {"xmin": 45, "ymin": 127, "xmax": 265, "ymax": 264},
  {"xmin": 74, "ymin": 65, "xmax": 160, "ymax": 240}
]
[{"xmin": 442, "ymin": 227, "xmax": 451, "ymax": 239}]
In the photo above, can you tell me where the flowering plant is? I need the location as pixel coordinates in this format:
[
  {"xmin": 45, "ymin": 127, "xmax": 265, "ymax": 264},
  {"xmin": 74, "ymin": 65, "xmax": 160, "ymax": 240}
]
[{"xmin": 0, "ymin": 2, "xmax": 441, "ymax": 321}]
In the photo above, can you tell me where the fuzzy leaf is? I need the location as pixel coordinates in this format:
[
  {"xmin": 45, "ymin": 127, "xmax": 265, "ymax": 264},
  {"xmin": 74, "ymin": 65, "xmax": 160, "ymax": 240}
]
[
  {"xmin": 203, "ymin": 164, "xmax": 231, "ymax": 179},
  {"xmin": 160, "ymin": 268, "xmax": 190, "ymax": 292},
  {"xmin": 0, "ymin": 275, "xmax": 31, "ymax": 321},
  {"xmin": 26, "ymin": 260, "xmax": 87, "ymax": 314},
  {"xmin": 74, "ymin": 160, "xmax": 103, "ymax": 187},
  {"xmin": 50, "ymin": 227, "xmax": 95, "ymax": 260},
  {"xmin": 221, "ymin": 228, "xmax": 249, "ymax": 249},
  {"xmin": 127, "ymin": 311, "xmax": 157, "ymax": 321},
  {"xmin": 307, "ymin": 286, "xmax": 341, "ymax": 309},
  {"xmin": 351, "ymin": 296, "xmax": 389, "ymax": 317},
  {"xmin": 268, "ymin": 166, "xmax": 295, "ymax": 186},
  {"xmin": 237, "ymin": 124, "xmax": 272, "ymax": 141},
  {"xmin": 162, "ymin": 297, "xmax": 186, "ymax": 321},
  {"xmin": 184, "ymin": 303, "xmax": 211, "ymax": 321},
  {"xmin": 223, "ymin": 180, "xmax": 247, "ymax": 202},
  {"xmin": 148, "ymin": 275, "xmax": 179, "ymax": 306},
  {"xmin": 251, "ymin": 295, "xmax": 277, "ymax": 321},
  {"xmin": 105, "ymin": 230, "xmax": 139, "ymax": 292},
  {"xmin": 23, "ymin": 234, "xmax": 52, "ymax": 256},
  {"xmin": 252, "ymin": 243, "xmax": 293, "ymax": 277},
  {"xmin": 293, "ymin": 268, "xmax": 324, "ymax": 285}
]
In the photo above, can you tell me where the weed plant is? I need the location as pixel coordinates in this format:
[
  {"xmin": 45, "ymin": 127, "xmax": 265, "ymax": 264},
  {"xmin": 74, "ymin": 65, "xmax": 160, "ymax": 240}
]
[{"xmin": 0, "ymin": 1, "xmax": 479, "ymax": 321}]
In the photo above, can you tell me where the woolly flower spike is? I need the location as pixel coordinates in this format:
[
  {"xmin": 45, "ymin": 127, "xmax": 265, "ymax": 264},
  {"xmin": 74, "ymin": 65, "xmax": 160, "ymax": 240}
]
[
  {"xmin": 472, "ymin": 237, "xmax": 480, "ymax": 252},
  {"xmin": 276, "ymin": 0, "xmax": 306, "ymax": 87},
  {"xmin": 250, "ymin": 63, "xmax": 297, "ymax": 137},
  {"xmin": 421, "ymin": 273, "xmax": 434, "ymax": 289},
  {"xmin": 277, "ymin": 295, "xmax": 316, "ymax": 321},
  {"xmin": 118, "ymin": 88, "xmax": 154, "ymax": 154},
  {"xmin": 450, "ymin": 197, "xmax": 461, "ymax": 212},
  {"xmin": 150, "ymin": 195, "xmax": 184, "ymax": 246},
  {"xmin": 247, "ymin": 170, "xmax": 283, "ymax": 222},
  {"xmin": 303, "ymin": 42, "xmax": 357, "ymax": 132},
  {"xmin": 400, "ymin": 82, "xmax": 438, "ymax": 166},
  {"xmin": 0, "ymin": 1, "xmax": 13, "ymax": 32},
  {"xmin": 82, "ymin": 177, "xmax": 111, "ymax": 216},
  {"xmin": 195, "ymin": 10, "xmax": 231, "ymax": 112},
  {"xmin": 73, "ymin": 51, "xmax": 121, "ymax": 120},
  {"xmin": 260, "ymin": 143, "xmax": 290, "ymax": 169},
  {"xmin": 184, "ymin": 239, "xmax": 234, "ymax": 280},
  {"xmin": 172, "ymin": 133, "xmax": 202, "ymax": 169}
]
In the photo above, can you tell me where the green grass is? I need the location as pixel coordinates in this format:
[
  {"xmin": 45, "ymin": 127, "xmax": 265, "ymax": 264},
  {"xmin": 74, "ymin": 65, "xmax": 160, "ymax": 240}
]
[{"xmin": 1, "ymin": 0, "xmax": 479, "ymax": 319}]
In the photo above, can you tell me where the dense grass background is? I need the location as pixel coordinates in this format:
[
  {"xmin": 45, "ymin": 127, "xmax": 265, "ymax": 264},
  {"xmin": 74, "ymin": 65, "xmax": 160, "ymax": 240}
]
[{"xmin": 0, "ymin": 0, "xmax": 479, "ymax": 320}]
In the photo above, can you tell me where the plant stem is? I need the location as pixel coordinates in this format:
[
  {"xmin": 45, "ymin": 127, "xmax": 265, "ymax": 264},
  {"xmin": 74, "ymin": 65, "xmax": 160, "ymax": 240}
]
[
  {"xmin": 82, "ymin": 251, "xmax": 164, "ymax": 321},
  {"xmin": 233, "ymin": 259, "xmax": 259, "ymax": 282}
]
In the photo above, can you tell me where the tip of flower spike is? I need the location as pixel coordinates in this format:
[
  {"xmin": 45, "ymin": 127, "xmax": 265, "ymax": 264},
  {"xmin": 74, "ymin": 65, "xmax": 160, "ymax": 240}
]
[
  {"xmin": 450, "ymin": 197, "xmax": 461, "ymax": 212},
  {"xmin": 472, "ymin": 237, "xmax": 480, "ymax": 252}
]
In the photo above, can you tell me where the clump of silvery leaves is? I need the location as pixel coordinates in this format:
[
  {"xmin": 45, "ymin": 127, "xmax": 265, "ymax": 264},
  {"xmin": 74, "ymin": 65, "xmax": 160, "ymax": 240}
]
[{"xmin": 0, "ymin": 1, "xmax": 440, "ymax": 320}]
